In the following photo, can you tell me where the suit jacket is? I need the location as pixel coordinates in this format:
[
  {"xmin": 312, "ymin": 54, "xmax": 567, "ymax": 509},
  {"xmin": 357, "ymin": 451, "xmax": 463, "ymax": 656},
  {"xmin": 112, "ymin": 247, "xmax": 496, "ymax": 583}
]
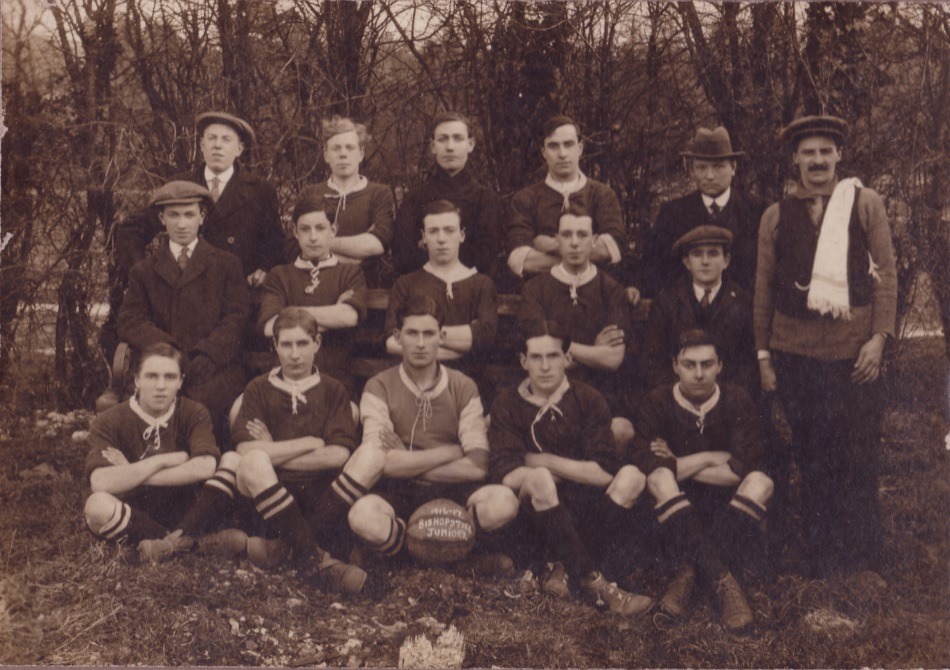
[
  {"xmin": 641, "ymin": 275, "xmax": 756, "ymax": 395},
  {"xmin": 116, "ymin": 164, "xmax": 284, "ymax": 281},
  {"xmin": 641, "ymin": 188, "xmax": 765, "ymax": 297},
  {"xmin": 117, "ymin": 239, "xmax": 250, "ymax": 367}
]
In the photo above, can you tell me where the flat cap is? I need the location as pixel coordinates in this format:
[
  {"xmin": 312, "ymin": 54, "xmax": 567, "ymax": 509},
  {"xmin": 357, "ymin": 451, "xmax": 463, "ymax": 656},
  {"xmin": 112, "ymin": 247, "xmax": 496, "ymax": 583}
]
[
  {"xmin": 777, "ymin": 115, "xmax": 848, "ymax": 146},
  {"xmin": 672, "ymin": 225, "xmax": 734, "ymax": 255},
  {"xmin": 680, "ymin": 126, "xmax": 745, "ymax": 160},
  {"xmin": 149, "ymin": 180, "xmax": 212, "ymax": 208},
  {"xmin": 196, "ymin": 111, "xmax": 255, "ymax": 146}
]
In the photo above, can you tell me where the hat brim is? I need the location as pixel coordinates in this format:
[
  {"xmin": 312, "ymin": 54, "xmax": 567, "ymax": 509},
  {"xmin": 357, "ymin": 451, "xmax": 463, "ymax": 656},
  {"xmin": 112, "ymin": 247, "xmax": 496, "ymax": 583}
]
[
  {"xmin": 196, "ymin": 114, "xmax": 254, "ymax": 146},
  {"xmin": 680, "ymin": 151, "xmax": 746, "ymax": 159},
  {"xmin": 151, "ymin": 196, "xmax": 209, "ymax": 208}
]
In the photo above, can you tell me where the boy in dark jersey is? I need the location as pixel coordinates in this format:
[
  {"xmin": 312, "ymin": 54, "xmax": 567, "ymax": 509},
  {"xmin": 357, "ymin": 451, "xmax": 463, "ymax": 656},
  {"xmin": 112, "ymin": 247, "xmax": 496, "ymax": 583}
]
[
  {"xmin": 633, "ymin": 329, "xmax": 773, "ymax": 630},
  {"xmin": 258, "ymin": 192, "xmax": 367, "ymax": 400},
  {"xmin": 83, "ymin": 343, "xmax": 244, "ymax": 563},
  {"xmin": 490, "ymin": 321, "xmax": 652, "ymax": 615},
  {"xmin": 230, "ymin": 307, "xmax": 368, "ymax": 594},
  {"xmin": 517, "ymin": 205, "xmax": 634, "ymax": 449},
  {"xmin": 386, "ymin": 200, "xmax": 497, "ymax": 363}
]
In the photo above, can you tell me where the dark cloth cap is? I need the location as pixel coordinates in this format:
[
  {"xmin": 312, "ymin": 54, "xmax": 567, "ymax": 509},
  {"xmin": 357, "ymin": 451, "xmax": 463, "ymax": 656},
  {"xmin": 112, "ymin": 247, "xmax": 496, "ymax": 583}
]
[
  {"xmin": 196, "ymin": 111, "xmax": 255, "ymax": 146},
  {"xmin": 672, "ymin": 225, "xmax": 734, "ymax": 255},
  {"xmin": 777, "ymin": 115, "xmax": 848, "ymax": 146},
  {"xmin": 149, "ymin": 180, "xmax": 212, "ymax": 208},
  {"xmin": 680, "ymin": 126, "xmax": 746, "ymax": 159}
]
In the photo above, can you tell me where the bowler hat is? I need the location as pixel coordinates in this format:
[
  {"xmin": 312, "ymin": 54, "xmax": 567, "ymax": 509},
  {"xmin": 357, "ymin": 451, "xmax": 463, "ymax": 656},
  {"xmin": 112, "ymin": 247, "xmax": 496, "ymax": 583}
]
[
  {"xmin": 196, "ymin": 111, "xmax": 255, "ymax": 146},
  {"xmin": 149, "ymin": 180, "xmax": 212, "ymax": 208},
  {"xmin": 777, "ymin": 115, "xmax": 848, "ymax": 146},
  {"xmin": 680, "ymin": 127, "xmax": 746, "ymax": 160},
  {"xmin": 672, "ymin": 225, "xmax": 734, "ymax": 256}
]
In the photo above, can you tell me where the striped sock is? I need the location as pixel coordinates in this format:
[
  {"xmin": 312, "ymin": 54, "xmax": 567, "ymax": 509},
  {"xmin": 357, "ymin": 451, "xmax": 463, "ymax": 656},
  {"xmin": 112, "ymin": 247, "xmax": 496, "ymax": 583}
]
[
  {"xmin": 179, "ymin": 467, "xmax": 238, "ymax": 536},
  {"xmin": 311, "ymin": 472, "xmax": 369, "ymax": 540},
  {"xmin": 254, "ymin": 483, "xmax": 315, "ymax": 563},
  {"xmin": 91, "ymin": 501, "xmax": 167, "ymax": 544},
  {"xmin": 370, "ymin": 517, "xmax": 406, "ymax": 557},
  {"xmin": 729, "ymin": 494, "xmax": 768, "ymax": 523}
]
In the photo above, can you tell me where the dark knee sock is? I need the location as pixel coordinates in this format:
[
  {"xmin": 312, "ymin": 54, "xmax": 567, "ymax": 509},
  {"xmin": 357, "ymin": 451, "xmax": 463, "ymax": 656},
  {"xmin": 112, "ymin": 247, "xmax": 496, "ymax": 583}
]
[
  {"xmin": 310, "ymin": 472, "xmax": 368, "ymax": 540},
  {"xmin": 530, "ymin": 504, "xmax": 596, "ymax": 579},
  {"xmin": 657, "ymin": 495, "xmax": 725, "ymax": 584},
  {"xmin": 716, "ymin": 495, "xmax": 769, "ymax": 577},
  {"xmin": 368, "ymin": 517, "xmax": 406, "ymax": 557},
  {"xmin": 254, "ymin": 483, "xmax": 317, "ymax": 566},
  {"xmin": 178, "ymin": 467, "xmax": 238, "ymax": 536},
  {"xmin": 93, "ymin": 502, "xmax": 168, "ymax": 544}
]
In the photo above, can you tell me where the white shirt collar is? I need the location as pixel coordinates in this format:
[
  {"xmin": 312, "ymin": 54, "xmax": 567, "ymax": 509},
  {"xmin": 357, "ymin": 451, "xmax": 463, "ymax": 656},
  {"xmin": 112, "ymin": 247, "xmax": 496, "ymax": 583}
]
[
  {"xmin": 701, "ymin": 187, "xmax": 731, "ymax": 212},
  {"xmin": 693, "ymin": 280, "xmax": 722, "ymax": 304},
  {"xmin": 205, "ymin": 164, "xmax": 235, "ymax": 187},
  {"xmin": 169, "ymin": 238, "xmax": 199, "ymax": 260}
]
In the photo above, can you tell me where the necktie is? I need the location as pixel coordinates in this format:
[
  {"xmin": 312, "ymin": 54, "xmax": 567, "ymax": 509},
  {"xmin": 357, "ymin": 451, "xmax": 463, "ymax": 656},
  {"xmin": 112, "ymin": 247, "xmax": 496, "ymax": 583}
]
[
  {"xmin": 178, "ymin": 247, "xmax": 190, "ymax": 274},
  {"xmin": 210, "ymin": 177, "xmax": 221, "ymax": 203},
  {"xmin": 709, "ymin": 202, "xmax": 721, "ymax": 220},
  {"xmin": 700, "ymin": 288, "xmax": 712, "ymax": 310}
]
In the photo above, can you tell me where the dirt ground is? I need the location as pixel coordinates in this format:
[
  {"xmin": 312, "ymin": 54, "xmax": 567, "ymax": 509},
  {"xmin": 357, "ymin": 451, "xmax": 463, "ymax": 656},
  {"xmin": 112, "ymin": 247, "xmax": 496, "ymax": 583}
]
[{"xmin": 0, "ymin": 337, "xmax": 947, "ymax": 668}]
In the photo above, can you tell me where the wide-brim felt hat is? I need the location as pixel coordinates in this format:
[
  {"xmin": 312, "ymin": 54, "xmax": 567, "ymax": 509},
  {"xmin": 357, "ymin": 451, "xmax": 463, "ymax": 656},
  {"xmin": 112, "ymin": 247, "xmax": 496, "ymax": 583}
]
[
  {"xmin": 680, "ymin": 126, "xmax": 746, "ymax": 159},
  {"xmin": 777, "ymin": 115, "xmax": 848, "ymax": 145},
  {"xmin": 149, "ymin": 180, "xmax": 212, "ymax": 208},
  {"xmin": 672, "ymin": 225, "xmax": 734, "ymax": 255},
  {"xmin": 196, "ymin": 111, "xmax": 255, "ymax": 147}
]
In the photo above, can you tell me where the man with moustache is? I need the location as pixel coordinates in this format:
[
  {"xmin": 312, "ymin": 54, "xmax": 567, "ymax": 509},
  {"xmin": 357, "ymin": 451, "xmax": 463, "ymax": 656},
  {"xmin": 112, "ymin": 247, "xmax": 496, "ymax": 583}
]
[{"xmin": 754, "ymin": 115, "xmax": 897, "ymax": 581}]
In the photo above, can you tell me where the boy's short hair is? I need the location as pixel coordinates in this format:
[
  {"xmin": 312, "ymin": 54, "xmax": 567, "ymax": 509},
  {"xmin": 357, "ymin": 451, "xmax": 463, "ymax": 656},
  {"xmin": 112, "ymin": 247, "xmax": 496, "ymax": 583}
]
[
  {"xmin": 540, "ymin": 115, "xmax": 581, "ymax": 143},
  {"xmin": 322, "ymin": 115, "xmax": 369, "ymax": 148},
  {"xmin": 431, "ymin": 112, "xmax": 474, "ymax": 139},
  {"xmin": 395, "ymin": 294, "xmax": 445, "ymax": 330},
  {"xmin": 674, "ymin": 329, "xmax": 721, "ymax": 361},
  {"xmin": 292, "ymin": 192, "xmax": 336, "ymax": 225},
  {"xmin": 273, "ymin": 307, "xmax": 320, "ymax": 341},
  {"xmin": 135, "ymin": 342, "xmax": 185, "ymax": 376},
  {"xmin": 422, "ymin": 199, "xmax": 462, "ymax": 224},
  {"xmin": 520, "ymin": 319, "xmax": 572, "ymax": 354},
  {"xmin": 558, "ymin": 204, "xmax": 592, "ymax": 229}
]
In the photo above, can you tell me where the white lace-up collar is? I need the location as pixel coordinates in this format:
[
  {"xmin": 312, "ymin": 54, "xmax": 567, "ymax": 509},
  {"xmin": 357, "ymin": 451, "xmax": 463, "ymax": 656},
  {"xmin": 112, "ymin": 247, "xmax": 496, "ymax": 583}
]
[
  {"xmin": 294, "ymin": 254, "xmax": 338, "ymax": 294},
  {"xmin": 551, "ymin": 262, "xmax": 598, "ymax": 306},
  {"xmin": 129, "ymin": 395, "xmax": 176, "ymax": 456},
  {"xmin": 545, "ymin": 172, "xmax": 588, "ymax": 211},
  {"xmin": 268, "ymin": 367, "xmax": 321, "ymax": 415},
  {"xmin": 672, "ymin": 383, "xmax": 720, "ymax": 435},
  {"xmin": 423, "ymin": 262, "xmax": 477, "ymax": 300},
  {"xmin": 399, "ymin": 363, "xmax": 447, "ymax": 450},
  {"xmin": 518, "ymin": 376, "xmax": 570, "ymax": 452}
]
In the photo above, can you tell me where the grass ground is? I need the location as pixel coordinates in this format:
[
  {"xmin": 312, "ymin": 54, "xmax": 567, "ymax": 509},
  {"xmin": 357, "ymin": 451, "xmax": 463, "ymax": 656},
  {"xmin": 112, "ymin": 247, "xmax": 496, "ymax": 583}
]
[{"xmin": 0, "ymin": 337, "xmax": 947, "ymax": 668}]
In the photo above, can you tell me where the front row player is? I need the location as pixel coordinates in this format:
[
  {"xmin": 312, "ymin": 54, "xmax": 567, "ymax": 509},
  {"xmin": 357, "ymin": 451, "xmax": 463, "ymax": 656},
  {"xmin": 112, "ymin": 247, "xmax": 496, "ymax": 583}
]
[
  {"xmin": 489, "ymin": 321, "xmax": 653, "ymax": 616},
  {"xmin": 633, "ymin": 329, "xmax": 773, "ymax": 631},
  {"xmin": 83, "ymin": 343, "xmax": 235, "ymax": 561},
  {"xmin": 229, "ymin": 307, "xmax": 368, "ymax": 594},
  {"xmin": 344, "ymin": 295, "xmax": 519, "ymax": 573}
]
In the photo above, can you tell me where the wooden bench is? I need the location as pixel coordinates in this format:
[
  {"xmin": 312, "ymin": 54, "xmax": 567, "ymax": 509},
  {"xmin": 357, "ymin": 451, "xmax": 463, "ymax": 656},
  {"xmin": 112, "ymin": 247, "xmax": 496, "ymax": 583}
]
[{"xmin": 100, "ymin": 290, "xmax": 651, "ymax": 409}]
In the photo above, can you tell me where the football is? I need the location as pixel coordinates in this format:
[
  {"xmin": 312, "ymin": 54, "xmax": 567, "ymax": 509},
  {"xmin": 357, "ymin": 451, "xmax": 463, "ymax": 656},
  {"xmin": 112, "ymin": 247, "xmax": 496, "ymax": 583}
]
[{"xmin": 406, "ymin": 498, "xmax": 476, "ymax": 565}]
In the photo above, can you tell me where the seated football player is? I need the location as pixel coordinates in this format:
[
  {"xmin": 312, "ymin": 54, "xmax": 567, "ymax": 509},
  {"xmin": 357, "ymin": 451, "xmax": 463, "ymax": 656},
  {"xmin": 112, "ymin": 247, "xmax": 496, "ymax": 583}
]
[
  {"xmin": 391, "ymin": 112, "xmax": 503, "ymax": 279},
  {"xmin": 230, "ymin": 307, "xmax": 368, "ymax": 594},
  {"xmin": 517, "ymin": 205, "xmax": 634, "ymax": 450},
  {"xmin": 632, "ymin": 329, "xmax": 774, "ymax": 631},
  {"xmin": 258, "ymin": 192, "xmax": 367, "ymax": 401},
  {"xmin": 117, "ymin": 180, "xmax": 249, "ymax": 445},
  {"xmin": 296, "ymin": 116, "xmax": 395, "ymax": 287},
  {"xmin": 385, "ymin": 199, "xmax": 497, "ymax": 363},
  {"xmin": 83, "ymin": 343, "xmax": 246, "ymax": 563},
  {"xmin": 346, "ymin": 295, "xmax": 519, "ymax": 575},
  {"xmin": 641, "ymin": 226, "xmax": 756, "ymax": 394},
  {"xmin": 489, "ymin": 321, "xmax": 652, "ymax": 615},
  {"xmin": 506, "ymin": 116, "xmax": 625, "ymax": 281}
]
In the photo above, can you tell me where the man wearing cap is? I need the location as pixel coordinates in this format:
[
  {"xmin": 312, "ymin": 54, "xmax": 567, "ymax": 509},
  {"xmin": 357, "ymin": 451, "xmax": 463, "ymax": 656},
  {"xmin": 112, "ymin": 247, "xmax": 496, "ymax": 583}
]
[
  {"xmin": 641, "ymin": 127, "xmax": 765, "ymax": 298},
  {"xmin": 116, "ymin": 112, "xmax": 284, "ymax": 289},
  {"xmin": 117, "ymin": 180, "xmax": 250, "ymax": 446},
  {"xmin": 642, "ymin": 225, "xmax": 755, "ymax": 394},
  {"xmin": 754, "ymin": 115, "xmax": 897, "ymax": 580},
  {"xmin": 506, "ymin": 116, "xmax": 627, "ymax": 283}
]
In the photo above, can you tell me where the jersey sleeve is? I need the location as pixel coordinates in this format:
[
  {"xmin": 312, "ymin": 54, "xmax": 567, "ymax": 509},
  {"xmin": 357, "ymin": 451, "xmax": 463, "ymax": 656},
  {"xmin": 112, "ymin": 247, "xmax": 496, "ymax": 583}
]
[
  {"xmin": 258, "ymin": 266, "xmax": 291, "ymax": 334},
  {"xmin": 339, "ymin": 265, "xmax": 369, "ymax": 324},
  {"xmin": 384, "ymin": 276, "xmax": 411, "ymax": 337},
  {"xmin": 455, "ymin": 375, "xmax": 488, "ymax": 455},
  {"xmin": 358, "ymin": 375, "xmax": 394, "ymax": 450},
  {"xmin": 630, "ymin": 388, "xmax": 676, "ymax": 475},
  {"xmin": 322, "ymin": 381, "xmax": 357, "ymax": 452},
  {"xmin": 724, "ymin": 385, "xmax": 765, "ymax": 478},
  {"xmin": 85, "ymin": 410, "xmax": 127, "ymax": 480},
  {"xmin": 591, "ymin": 183, "xmax": 626, "ymax": 261},
  {"xmin": 366, "ymin": 184, "xmax": 396, "ymax": 249},
  {"xmin": 230, "ymin": 379, "xmax": 268, "ymax": 448},
  {"xmin": 603, "ymin": 274, "xmax": 631, "ymax": 330},
  {"xmin": 506, "ymin": 188, "xmax": 538, "ymax": 254},
  {"xmin": 180, "ymin": 401, "xmax": 221, "ymax": 461},
  {"xmin": 579, "ymin": 386, "xmax": 622, "ymax": 474}
]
